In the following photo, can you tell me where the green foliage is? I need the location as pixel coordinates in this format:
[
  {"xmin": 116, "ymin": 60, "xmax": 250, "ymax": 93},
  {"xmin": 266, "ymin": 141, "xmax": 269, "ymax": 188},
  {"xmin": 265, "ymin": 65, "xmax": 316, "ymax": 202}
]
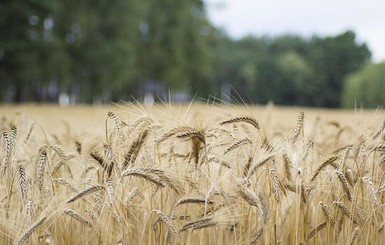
[
  {"xmin": 342, "ymin": 61, "xmax": 385, "ymax": 108},
  {"xmin": 305, "ymin": 31, "xmax": 371, "ymax": 107},
  {"xmin": 0, "ymin": 0, "xmax": 212, "ymax": 102},
  {"xmin": 0, "ymin": 1, "xmax": 374, "ymax": 106},
  {"xmin": 210, "ymin": 31, "xmax": 371, "ymax": 107}
]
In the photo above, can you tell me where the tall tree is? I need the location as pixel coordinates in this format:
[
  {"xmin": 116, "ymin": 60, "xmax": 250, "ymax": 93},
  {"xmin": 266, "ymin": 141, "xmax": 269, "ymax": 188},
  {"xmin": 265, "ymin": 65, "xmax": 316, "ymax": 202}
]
[
  {"xmin": 306, "ymin": 31, "xmax": 371, "ymax": 107},
  {"xmin": 342, "ymin": 61, "xmax": 385, "ymax": 108},
  {"xmin": 0, "ymin": 0, "xmax": 59, "ymax": 101},
  {"xmin": 137, "ymin": 0, "xmax": 212, "ymax": 94}
]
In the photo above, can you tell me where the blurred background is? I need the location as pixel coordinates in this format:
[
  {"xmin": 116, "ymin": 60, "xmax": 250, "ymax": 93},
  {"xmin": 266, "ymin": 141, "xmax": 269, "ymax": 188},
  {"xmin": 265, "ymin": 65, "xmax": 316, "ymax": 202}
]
[{"xmin": 0, "ymin": 0, "xmax": 384, "ymax": 107}]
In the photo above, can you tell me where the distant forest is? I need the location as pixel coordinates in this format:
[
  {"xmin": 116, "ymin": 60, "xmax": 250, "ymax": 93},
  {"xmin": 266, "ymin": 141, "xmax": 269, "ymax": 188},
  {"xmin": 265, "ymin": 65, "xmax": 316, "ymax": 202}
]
[{"xmin": 1, "ymin": 0, "xmax": 381, "ymax": 107}]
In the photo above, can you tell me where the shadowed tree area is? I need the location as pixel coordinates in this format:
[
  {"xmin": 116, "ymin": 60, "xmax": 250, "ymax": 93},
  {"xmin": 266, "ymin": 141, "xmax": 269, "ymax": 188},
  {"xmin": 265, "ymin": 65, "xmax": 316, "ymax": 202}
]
[{"xmin": 0, "ymin": 0, "xmax": 375, "ymax": 107}]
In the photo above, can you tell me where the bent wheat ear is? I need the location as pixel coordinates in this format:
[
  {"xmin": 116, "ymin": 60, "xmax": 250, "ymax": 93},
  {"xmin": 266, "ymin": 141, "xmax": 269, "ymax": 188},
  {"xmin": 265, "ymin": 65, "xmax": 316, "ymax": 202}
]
[
  {"xmin": 64, "ymin": 209, "xmax": 93, "ymax": 228},
  {"xmin": 123, "ymin": 128, "xmax": 149, "ymax": 169},
  {"xmin": 176, "ymin": 130, "xmax": 205, "ymax": 144},
  {"xmin": 121, "ymin": 167, "xmax": 165, "ymax": 188},
  {"xmin": 224, "ymin": 138, "xmax": 251, "ymax": 154},
  {"xmin": 67, "ymin": 184, "xmax": 104, "ymax": 203},
  {"xmin": 16, "ymin": 216, "xmax": 46, "ymax": 245},
  {"xmin": 250, "ymin": 227, "xmax": 263, "ymax": 245},
  {"xmin": 53, "ymin": 178, "xmax": 78, "ymax": 192},
  {"xmin": 247, "ymin": 155, "xmax": 273, "ymax": 179},
  {"xmin": 158, "ymin": 126, "xmax": 196, "ymax": 145},
  {"xmin": 311, "ymin": 156, "xmax": 339, "ymax": 181},
  {"xmin": 153, "ymin": 210, "xmax": 178, "ymax": 235},
  {"xmin": 220, "ymin": 116, "xmax": 260, "ymax": 130},
  {"xmin": 52, "ymin": 144, "xmax": 75, "ymax": 161},
  {"xmin": 336, "ymin": 202, "xmax": 359, "ymax": 224},
  {"xmin": 237, "ymin": 182, "xmax": 259, "ymax": 207},
  {"xmin": 179, "ymin": 217, "xmax": 214, "ymax": 232},
  {"xmin": 306, "ymin": 221, "xmax": 327, "ymax": 241},
  {"xmin": 175, "ymin": 197, "xmax": 212, "ymax": 207}
]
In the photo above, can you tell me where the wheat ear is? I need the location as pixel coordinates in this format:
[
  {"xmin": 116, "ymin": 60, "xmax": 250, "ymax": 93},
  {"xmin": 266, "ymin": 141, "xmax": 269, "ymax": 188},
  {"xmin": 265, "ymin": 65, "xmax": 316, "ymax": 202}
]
[
  {"xmin": 250, "ymin": 227, "xmax": 264, "ymax": 245},
  {"xmin": 15, "ymin": 216, "xmax": 46, "ymax": 245},
  {"xmin": 306, "ymin": 221, "xmax": 327, "ymax": 241},
  {"xmin": 220, "ymin": 116, "xmax": 260, "ymax": 130},
  {"xmin": 224, "ymin": 138, "xmax": 251, "ymax": 154},
  {"xmin": 350, "ymin": 227, "xmax": 360, "ymax": 245},
  {"xmin": 153, "ymin": 210, "xmax": 178, "ymax": 236},
  {"xmin": 311, "ymin": 156, "xmax": 339, "ymax": 181},
  {"xmin": 373, "ymin": 118, "xmax": 385, "ymax": 139},
  {"xmin": 291, "ymin": 111, "xmax": 304, "ymax": 143},
  {"xmin": 64, "ymin": 209, "xmax": 93, "ymax": 228},
  {"xmin": 67, "ymin": 184, "xmax": 104, "ymax": 203}
]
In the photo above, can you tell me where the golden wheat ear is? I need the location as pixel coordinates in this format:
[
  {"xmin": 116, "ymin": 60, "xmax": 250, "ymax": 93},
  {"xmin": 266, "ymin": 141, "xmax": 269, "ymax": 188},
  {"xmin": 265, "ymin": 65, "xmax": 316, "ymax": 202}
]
[
  {"xmin": 220, "ymin": 115, "xmax": 260, "ymax": 130},
  {"xmin": 291, "ymin": 111, "xmax": 304, "ymax": 143},
  {"xmin": 15, "ymin": 216, "xmax": 47, "ymax": 245},
  {"xmin": 373, "ymin": 118, "xmax": 385, "ymax": 139}
]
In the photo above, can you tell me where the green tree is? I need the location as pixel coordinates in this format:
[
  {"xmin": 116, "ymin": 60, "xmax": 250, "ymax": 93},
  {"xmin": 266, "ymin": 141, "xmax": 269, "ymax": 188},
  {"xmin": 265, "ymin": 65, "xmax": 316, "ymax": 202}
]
[
  {"xmin": 306, "ymin": 30, "xmax": 371, "ymax": 107},
  {"xmin": 0, "ymin": 0, "xmax": 59, "ymax": 101},
  {"xmin": 275, "ymin": 51, "xmax": 314, "ymax": 105},
  {"xmin": 138, "ymin": 0, "xmax": 212, "ymax": 95},
  {"xmin": 342, "ymin": 61, "xmax": 385, "ymax": 108},
  {"xmin": 53, "ymin": 0, "xmax": 143, "ymax": 103}
]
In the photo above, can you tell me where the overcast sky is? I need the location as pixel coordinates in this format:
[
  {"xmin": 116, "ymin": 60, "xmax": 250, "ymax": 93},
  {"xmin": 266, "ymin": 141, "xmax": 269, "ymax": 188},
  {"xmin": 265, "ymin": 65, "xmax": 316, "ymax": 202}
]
[{"xmin": 206, "ymin": 0, "xmax": 385, "ymax": 62}]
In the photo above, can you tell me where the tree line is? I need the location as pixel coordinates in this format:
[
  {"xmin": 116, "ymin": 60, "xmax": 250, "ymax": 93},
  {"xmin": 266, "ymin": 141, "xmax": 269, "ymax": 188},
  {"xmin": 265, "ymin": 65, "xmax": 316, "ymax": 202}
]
[{"xmin": 0, "ymin": 0, "xmax": 381, "ymax": 107}]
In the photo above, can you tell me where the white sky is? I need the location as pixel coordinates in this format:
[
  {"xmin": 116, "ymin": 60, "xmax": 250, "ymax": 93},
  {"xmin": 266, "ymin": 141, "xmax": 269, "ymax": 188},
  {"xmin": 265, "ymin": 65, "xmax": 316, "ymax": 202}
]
[{"xmin": 206, "ymin": 0, "xmax": 385, "ymax": 62}]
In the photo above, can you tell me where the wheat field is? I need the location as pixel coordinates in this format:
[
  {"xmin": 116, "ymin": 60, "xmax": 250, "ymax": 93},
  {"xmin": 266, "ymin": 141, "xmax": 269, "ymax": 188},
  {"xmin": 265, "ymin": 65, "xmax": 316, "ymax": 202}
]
[{"xmin": 1, "ymin": 103, "xmax": 385, "ymax": 245}]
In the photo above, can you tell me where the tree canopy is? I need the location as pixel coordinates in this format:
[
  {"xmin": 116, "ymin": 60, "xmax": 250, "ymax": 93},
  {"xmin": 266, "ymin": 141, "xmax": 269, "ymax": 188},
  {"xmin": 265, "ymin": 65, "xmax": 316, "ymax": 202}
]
[
  {"xmin": 342, "ymin": 61, "xmax": 385, "ymax": 108},
  {"xmin": 0, "ymin": 0, "xmax": 376, "ymax": 107}
]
